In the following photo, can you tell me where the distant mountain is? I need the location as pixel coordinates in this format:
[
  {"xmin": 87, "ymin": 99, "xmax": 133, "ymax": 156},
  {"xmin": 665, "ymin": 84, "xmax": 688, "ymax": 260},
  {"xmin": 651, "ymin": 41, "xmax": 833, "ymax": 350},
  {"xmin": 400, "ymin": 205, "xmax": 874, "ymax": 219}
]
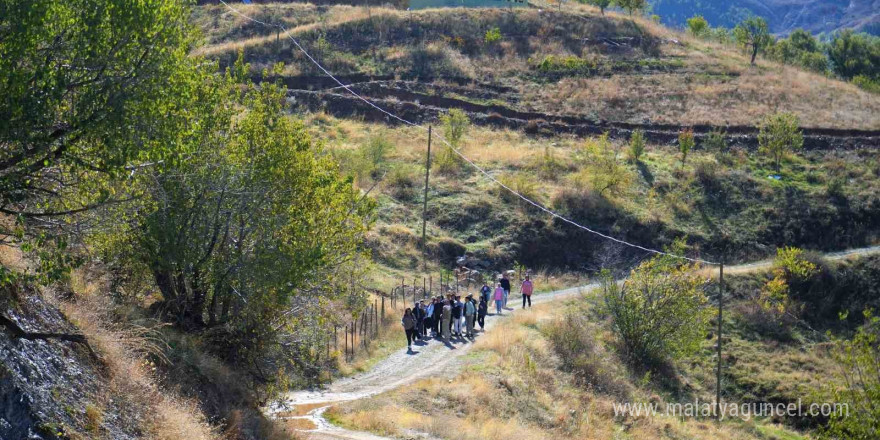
[{"xmin": 649, "ymin": 0, "xmax": 880, "ymax": 35}]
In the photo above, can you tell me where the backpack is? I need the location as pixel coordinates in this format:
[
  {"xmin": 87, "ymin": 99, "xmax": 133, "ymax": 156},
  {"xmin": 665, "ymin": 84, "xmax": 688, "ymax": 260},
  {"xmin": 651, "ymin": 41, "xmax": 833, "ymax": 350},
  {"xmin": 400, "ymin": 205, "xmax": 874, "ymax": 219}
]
[{"xmin": 402, "ymin": 315, "xmax": 416, "ymax": 330}]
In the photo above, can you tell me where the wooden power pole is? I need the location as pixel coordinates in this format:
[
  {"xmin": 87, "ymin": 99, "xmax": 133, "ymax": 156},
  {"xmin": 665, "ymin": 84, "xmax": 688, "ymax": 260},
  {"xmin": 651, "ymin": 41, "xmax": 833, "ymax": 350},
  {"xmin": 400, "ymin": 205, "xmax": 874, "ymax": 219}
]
[
  {"xmin": 715, "ymin": 261, "xmax": 725, "ymax": 420},
  {"xmin": 421, "ymin": 126, "xmax": 432, "ymax": 263}
]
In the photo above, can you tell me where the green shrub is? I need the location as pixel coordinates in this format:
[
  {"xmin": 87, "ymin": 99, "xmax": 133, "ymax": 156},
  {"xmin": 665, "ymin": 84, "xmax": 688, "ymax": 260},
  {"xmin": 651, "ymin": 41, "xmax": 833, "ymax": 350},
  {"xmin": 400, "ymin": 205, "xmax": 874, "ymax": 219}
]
[
  {"xmin": 484, "ymin": 27, "xmax": 502, "ymax": 44},
  {"xmin": 601, "ymin": 240, "xmax": 710, "ymax": 367},
  {"xmin": 627, "ymin": 130, "xmax": 646, "ymax": 162},
  {"xmin": 687, "ymin": 15, "xmax": 709, "ymax": 37},
  {"xmin": 853, "ymin": 75, "xmax": 880, "ymax": 94},
  {"xmin": 678, "ymin": 128, "xmax": 694, "ymax": 164},
  {"xmin": 575, "ymin": 133, "xmax": 632, "ymax": 196},
  {"xmin": 703, "ymin": 129, "xmax": 728, "ymax": 153},
  {"xmin": 758, "ymin": 112, "xmax": 804, "ymax": 173},
  {"xmin": 433, "ymin": 146, "xmax": 463, "ymax": 175},
  {"xmin": 821, "ymin": 311, "xmax": 880, "ymax": 439}
]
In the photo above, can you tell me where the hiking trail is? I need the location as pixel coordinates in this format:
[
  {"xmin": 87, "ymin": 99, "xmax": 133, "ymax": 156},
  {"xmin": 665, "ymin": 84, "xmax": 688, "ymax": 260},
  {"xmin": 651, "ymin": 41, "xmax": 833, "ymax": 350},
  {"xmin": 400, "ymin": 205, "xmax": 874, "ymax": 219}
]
[{"xmin": 270, "ymin": 245, "xmax": 880, "ymax": 440}]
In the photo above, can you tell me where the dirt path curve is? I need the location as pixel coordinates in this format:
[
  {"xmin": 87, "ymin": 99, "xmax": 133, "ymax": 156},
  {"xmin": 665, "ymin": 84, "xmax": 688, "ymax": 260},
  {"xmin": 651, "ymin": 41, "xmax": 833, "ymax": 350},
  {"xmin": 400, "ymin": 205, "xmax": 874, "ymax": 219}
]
[{"xmin": 271, "ymin": 245, "xmax": 880, "ymax": 440}]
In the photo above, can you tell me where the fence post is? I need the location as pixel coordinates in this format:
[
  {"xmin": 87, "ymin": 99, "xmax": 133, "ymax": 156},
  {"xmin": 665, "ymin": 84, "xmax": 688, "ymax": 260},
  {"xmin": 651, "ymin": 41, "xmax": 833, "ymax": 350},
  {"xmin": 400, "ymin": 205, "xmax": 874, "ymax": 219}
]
[
  {"xmin": 381, "ymin": 296, "xmax": 385, "ymax": 321},
  {"xmin": 429, "ymin": 276, "xmax": 432, "ymax": 297}
]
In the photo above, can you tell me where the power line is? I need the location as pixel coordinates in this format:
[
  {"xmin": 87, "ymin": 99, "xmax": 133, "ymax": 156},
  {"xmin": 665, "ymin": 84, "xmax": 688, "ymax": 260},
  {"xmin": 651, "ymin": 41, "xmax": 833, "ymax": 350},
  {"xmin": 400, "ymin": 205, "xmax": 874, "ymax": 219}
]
[{"xmin": 216, "ymin": 0, "xmax": 718, "ymax": 265}]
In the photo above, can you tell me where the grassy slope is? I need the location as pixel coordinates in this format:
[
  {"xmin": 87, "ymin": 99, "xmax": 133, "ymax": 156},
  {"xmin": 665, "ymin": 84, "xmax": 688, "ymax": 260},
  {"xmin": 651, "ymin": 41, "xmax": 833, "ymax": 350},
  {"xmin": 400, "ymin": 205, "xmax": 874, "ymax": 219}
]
[
  {"xmin": 194, "ymin": 4, "xmax": 880, "ymax": 277},
  {"xmin": 327, "ymin": 255, "xmax": 880, "ymax": 440},
  {"xmin": 195, "ymin": 3, "xmax": 880, "ymax": 129},
  {"xmin": 325, "ymin": 297, "xmax": 809, "ymax": 440}
]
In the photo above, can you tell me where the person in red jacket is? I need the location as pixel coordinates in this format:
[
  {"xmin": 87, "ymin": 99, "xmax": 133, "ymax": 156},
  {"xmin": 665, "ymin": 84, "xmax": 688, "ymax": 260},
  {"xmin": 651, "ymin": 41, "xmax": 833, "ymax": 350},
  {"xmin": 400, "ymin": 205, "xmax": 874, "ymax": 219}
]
[{"xmin": 520, "ymin": 275, "xmax": 534, "ymax": 309}]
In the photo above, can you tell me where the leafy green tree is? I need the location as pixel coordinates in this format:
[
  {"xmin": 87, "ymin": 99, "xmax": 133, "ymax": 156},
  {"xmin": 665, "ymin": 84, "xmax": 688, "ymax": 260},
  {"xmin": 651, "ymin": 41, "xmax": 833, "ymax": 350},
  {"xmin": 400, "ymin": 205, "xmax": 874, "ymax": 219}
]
[
  {"xmin": 435, "ymin": 109, "xmax": 469, "ymax": 175},
  {"xmin": 686, "ymin": 15, "xmax": 709, "ymax": 37},
  {"xmin": 734, "ymin": 16, "xmax": 772, "ymax": 65},
  {"xmin": 821, "ymin": 310, "xmax": 880, "ymax": 439},
  {"xmin": 577, "ymin": 133, "xmax": 631, "ymax": 195},
  {"xmin": 627, "ymin": 129, "xmax": 646, "ymax": 162},
  {"xmin": 616, "ymin": 0, "xmax": 647, "ymax": 15},
  {"xmin": 827, "ymin": 30, "xmax": 879, "ymax": 80},
  {"xmin": 577, "ymin": 0, "xmax": 611, "ymax": 15},
  {"xmin": 0, "ymin": 0, "xmax": 191, "ymax": 227},
  {"xmin": 99, "ymin": 60, "xmax": 374, "ymax": 387},
  {"xmin": 678, "ymin": 128, "xmax": 694, "ymax": 164},
  {"xmin": 758, "ymin": 112, "xmax": 804, "ymax": 173},
  {"xmin": 601, "ymin": 239, "xmax": 710, "ymax": 366}
]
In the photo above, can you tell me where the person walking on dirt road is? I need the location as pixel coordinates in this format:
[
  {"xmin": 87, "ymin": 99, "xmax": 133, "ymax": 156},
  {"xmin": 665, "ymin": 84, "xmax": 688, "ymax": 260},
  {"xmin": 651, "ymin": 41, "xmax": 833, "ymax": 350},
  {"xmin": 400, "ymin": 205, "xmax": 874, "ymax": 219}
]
[
  {"xmin": 402, "ymin": 308, "xmax": 417, "ymax": 351},
  {"xmin": 493, "ymin": 282, "xmax": 504, "ymax": 315},
  {"xmin": 464, "ymin": 294, "xmax": 476, "ymax": 338},
  {"xmin": 441, "ymin": 300, "xmax": 452, "ymax": 341},
  {"xmin": 452, "ymin": 295, "xmax": 463, "ymax": 337},
  {"xmin": 480, "ymin": 283, "xmax": 491, "ymax": 303},
  {"xmin": 500, "ymin": 273, "xmax": 511, "ymax": 308},
  {"xmin": 425, "ymin": 299, "xmax": 435, "ymax": 338},
  {"xmin": 413, "ymin": 301, "xmax": 425, "ymax": 340},
  {"xmin": 521, "ymin": 275, "xmax": 533, "ymax": 309}
]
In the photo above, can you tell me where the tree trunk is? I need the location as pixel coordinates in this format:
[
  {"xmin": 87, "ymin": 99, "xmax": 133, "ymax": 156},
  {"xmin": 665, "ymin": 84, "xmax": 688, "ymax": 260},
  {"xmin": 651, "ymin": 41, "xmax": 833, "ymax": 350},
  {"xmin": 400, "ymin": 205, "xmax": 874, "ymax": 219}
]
[{"xmin": 750, "ymin": 44, "xmax": 758, "ymax": 65}]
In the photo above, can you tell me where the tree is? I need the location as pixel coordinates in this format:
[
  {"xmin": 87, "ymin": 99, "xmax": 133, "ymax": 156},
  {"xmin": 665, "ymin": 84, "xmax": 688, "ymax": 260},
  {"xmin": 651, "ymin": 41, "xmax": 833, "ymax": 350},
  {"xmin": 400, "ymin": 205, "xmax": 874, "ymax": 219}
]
[
  {"xmin": 758, "ymin": 112, "xmax": 804, "ymax": 173},
  {"xmin": 577, "ymin": 133, "xmax": 631, "ymax": 196},
  {"xmin": 627, "ymin": 129, "xmax": 646, "ymax": 162},
  {"xmin": 821, "ymin": 311, "xmax": 880, "ymax": 439},
  {"xmin": 734, "ymin": 16, "xmax": 772, "ymax": 65},
  {"xmin": 616, "ymin": 0, "xmax": 647, "ymax": 16},
  {"xmin": 0, "ymin": 0, "xmax": 191, "ymax": 231},
  {"xmin": 435, "ymin": 109, "xmax": 470, "ymax": 175},
  {"xmin": 99, "ymin": 60, "xmax": 374, "ymax": 387},
  {"xmin": 578, "ymin": 0, "xmax": 611, "ymax": 15},
  {"xmin": 686, "ymin": 15, "xmax": 709, "ymax": 37},
  {"xmin": 827, "ymin": 30, "xmax": 879, "ymax": 80},
  {"xmin": 601, "ymin": 239, "xmax": 710, "ymax": 366},
  {"xmin": 678, "ymin": 128, "xmax": 694, "ymax": 164}
]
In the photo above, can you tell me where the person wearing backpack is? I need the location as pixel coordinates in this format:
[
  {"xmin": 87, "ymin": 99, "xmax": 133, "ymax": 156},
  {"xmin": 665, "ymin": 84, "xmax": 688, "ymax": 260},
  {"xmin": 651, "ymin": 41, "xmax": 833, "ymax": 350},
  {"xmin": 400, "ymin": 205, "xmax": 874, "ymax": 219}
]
[
  {"xmin": 500, "ymin": 273, "xmax": 511, "ymax": 308},
  {"xmin": 464, "ymin": 294, "xmax": 476, "ymax": 338},
  {"xmin": 493, "ymin": 282, "xmax": 504, "ymax": 315},
  {"xmin": 521, "ymin": 275, "xmax": 534, "ymax": 309},
  {"xmin": 402, "ymin": 308, "xmax": 417, "ymax": 351}
]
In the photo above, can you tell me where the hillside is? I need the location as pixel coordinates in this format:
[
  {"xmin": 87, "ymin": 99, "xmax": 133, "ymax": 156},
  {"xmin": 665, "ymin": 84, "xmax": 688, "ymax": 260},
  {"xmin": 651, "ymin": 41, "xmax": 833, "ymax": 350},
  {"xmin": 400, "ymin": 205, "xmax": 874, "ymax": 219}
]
[
  {"xmin": 194, "ymin": 4, "xmax": 880, "ymax": 131},
  {"xmin": 194, "ymin": 4, "xmax": 880, "ymax": 273},
  {"xmin": 2, "ymin": 2, "xmax": 880, "ymax": 440},
  {"xmin": 650, "ymin": 0, "xmax": 880, "ymax": 35}
]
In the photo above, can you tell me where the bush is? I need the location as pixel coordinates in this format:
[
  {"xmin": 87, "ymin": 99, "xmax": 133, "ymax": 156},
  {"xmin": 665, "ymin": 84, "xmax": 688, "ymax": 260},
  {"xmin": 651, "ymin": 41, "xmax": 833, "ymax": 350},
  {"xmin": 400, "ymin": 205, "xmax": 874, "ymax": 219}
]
[
  {"xmin": 601, "ymin": 240, "xmax": 710, "ymax": 367},
  {"xmin": 703, "ymin": 129, "xmax": 728, "ymax": 153},
  {"xmin": 758, "ymin": 112, "xmax": 804, "ymax": 173},
  {"xmin": 433, "ymin": 146, "xmax": 463, "ymax": 175},
  {"xmin": 678, "ymin": 128, "xmax": 694, "ymax": 164},
  {"xmin": 627, "ymin": 130, "xmax": 646, "ymax": 162},
  {"xmin": 575, "ymin": 133, "xmax": 632, "ymax": 196},
  {"xmin": 821, "ymin": 311, "xmax": 880, "ymax": 439},
  {"xmin": 853, "ymin": 75, "xmax": 880, "ymax": 94},
  {"xmin": 484, "ymin": 27, "xmax": 502, "ymax": 44},
  {"xmin": 687, "ymin": 15, "xmax": 709, "ymax": 37}
]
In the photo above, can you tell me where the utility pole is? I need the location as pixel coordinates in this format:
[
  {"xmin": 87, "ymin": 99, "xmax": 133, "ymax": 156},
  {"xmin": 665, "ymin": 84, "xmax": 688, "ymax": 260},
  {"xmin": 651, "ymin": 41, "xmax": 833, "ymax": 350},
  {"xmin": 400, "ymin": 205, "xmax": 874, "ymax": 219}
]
[
  {"xmin": 715, "ymin": 260, "xmax": 724, "ymax": 420},
  {"xmin": 421, "ymin": 126, "xmax": 432, "ymax": 269}
]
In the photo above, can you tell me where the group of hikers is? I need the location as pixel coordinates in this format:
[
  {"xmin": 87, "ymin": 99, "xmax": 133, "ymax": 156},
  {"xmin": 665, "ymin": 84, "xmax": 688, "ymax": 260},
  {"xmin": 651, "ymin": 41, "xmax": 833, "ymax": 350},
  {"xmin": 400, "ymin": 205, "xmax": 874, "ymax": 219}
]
[{"xmin": 401, "ymin": 273, "xmax": 534, "ymax": 351}]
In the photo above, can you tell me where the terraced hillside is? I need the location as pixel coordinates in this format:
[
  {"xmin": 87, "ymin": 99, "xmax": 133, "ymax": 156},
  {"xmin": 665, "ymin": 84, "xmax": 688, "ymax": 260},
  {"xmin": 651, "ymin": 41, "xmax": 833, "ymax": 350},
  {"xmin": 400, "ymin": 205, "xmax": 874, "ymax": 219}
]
[{"xmin": 194, "ymin": 3, "xmax": 879, "ymax": 272}]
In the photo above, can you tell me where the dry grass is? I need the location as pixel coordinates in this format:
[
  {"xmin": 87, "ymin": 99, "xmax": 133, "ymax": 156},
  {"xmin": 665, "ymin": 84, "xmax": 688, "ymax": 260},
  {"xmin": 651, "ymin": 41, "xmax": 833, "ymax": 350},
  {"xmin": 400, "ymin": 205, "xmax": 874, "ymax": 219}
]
[
  {"xmin": 328, "ymin": 299, "xmax": 804, "ymax": 440},
  {"xmin": 57, "ymin": 267, "xmax": 221, "ymax": 440}
]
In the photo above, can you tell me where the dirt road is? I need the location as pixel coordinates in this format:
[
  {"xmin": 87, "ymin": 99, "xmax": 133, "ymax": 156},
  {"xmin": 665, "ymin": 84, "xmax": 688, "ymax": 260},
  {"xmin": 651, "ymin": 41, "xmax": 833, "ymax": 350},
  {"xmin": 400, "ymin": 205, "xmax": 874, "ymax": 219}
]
[{"xmin": 272, "ymin": 245, "xmax": 880, "ymax": 440}]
